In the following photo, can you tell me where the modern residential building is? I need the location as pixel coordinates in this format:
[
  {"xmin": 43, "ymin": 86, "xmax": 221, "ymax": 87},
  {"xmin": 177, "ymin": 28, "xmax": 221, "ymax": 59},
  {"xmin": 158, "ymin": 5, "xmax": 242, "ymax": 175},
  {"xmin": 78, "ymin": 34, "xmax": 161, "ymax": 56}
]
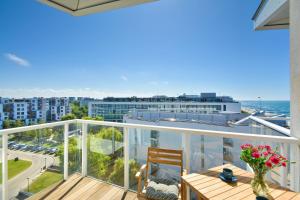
[
  {"xmin": 88, "ymin": 93, "xmax": 241, "ymax": 122},
  {"xmin": 0, "ymin": 97, "xmax": 72, "ymax": 128}
]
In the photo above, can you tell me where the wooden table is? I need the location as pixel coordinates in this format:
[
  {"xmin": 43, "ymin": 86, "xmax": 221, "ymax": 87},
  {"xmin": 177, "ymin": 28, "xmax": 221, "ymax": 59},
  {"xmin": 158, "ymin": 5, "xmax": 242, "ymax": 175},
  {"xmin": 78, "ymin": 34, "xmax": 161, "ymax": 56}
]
[{"xmin": 181, "ymin": 164, "xmax": 300, "ymax": 200}]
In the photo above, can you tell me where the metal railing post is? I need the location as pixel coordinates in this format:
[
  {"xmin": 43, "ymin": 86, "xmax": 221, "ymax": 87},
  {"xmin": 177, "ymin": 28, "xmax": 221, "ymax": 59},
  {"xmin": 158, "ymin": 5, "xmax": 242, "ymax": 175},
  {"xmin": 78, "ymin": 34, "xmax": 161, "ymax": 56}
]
[
  {"xmin": 81, "ymin": 122, "xmax": 88, "ymax": 177},
  {"xmin": 279, "ymin": 143, "xmax": 288, "ymax": 188},
  {"xmin": 183, "ymin": 133, "xmax": 191, "ymax": 200},
  {"xmin": 64, "ymin": 122, "xmax": 69, "ymax": 180},
  {"xmin": 2, "ymin": 133, "xmax": 8, "ymax": 200},
  {"xmin": 124, "ymin": 127, "xmax": 129, "ymax": 190},
  {"xmin": 290, "ymin": 144, "xmax": 300, "ymax": 192}
]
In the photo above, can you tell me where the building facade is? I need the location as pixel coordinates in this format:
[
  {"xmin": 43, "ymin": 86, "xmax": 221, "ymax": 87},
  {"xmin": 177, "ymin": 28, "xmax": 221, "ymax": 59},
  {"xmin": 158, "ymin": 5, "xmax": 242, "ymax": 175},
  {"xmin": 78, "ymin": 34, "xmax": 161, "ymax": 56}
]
[
  {"xmin": 88, "ymin": 93, "xmax": 241, "ymax": 122},
  {"xmin": 0, "ymin": 97, "xmax": 72, "ymax": 129}
]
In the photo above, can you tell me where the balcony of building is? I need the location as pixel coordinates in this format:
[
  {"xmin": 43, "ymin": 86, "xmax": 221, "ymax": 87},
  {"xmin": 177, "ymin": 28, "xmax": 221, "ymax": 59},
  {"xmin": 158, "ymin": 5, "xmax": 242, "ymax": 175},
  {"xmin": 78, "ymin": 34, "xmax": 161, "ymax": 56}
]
[{"xmin": 0, "ymin": 118, "xmax": 299, "ymax": 200}]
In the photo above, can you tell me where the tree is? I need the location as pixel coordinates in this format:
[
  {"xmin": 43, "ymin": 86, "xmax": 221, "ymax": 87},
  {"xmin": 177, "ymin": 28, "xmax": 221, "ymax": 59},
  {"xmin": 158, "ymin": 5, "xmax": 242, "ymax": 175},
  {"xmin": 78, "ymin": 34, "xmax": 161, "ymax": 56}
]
[
  {"xmin": 96, "ymin": 127, "xmax": 123, "ymax": 142},
  {"xmin": 71, "ymin": 102, "xmax": 88, "ymax": 119},
  {"xmin": 82, "ymin": 116, "xmax": 103, "ymax": 121},
  {"xmin": 3, "ymin": 120, "xmax": 11, "ymax": 129},
  {"xmin": 15, "ymin": 120, "xmax": 25, "ymax": 127},
  {"xmin": 108, "ymin": 158, "xmax": 140, "ymax": 186},
  {"xmin": 61, "ymin": 114, "xmax": 76, "ymax": 121}
]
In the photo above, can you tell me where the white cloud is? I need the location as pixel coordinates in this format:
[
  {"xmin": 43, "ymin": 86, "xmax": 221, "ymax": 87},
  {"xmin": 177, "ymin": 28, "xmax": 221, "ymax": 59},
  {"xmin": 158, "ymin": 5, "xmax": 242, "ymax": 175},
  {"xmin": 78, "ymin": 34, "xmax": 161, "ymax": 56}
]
[
  {"xmin": 4, "ymin": 53, "xmax": 30, "ymax": 67},
  {"xmin": 148, "ymin": 81, "xmax": 169, "ymax": 86},
  {"xmin": 148, "ymin": 81, "xmax": 158, "ymax": 85},
  {"xmin": 121, "ymin": 75, "xmax": 128, "ymax": 81},
  {"xmin": 0, "ymin": 88, "xmax": 156, "ymax": 98}
]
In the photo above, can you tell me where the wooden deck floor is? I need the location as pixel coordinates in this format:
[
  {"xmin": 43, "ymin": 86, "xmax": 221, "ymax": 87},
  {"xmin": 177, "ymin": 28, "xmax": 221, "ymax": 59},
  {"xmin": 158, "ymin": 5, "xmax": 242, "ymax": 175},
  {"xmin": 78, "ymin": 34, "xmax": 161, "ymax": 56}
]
[{"xmin": 32, "ymin": 173, "xmax": 138, "ymax": 200}]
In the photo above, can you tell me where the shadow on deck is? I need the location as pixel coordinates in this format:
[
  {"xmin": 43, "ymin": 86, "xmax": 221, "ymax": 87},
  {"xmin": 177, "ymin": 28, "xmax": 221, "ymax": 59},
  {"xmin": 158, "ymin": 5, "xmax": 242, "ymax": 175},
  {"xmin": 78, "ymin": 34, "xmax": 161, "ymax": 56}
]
[{"xmin": 29, "ymin": 173, "xmax": 137, "ymax": 200}]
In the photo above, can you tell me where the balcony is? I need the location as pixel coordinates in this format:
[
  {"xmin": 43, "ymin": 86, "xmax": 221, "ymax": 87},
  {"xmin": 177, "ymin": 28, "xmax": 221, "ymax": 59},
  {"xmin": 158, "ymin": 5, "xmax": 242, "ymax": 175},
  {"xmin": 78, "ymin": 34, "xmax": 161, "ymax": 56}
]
[{"xmin": 0, "ymin": 119, "xmax": 299, "ymax": 200}]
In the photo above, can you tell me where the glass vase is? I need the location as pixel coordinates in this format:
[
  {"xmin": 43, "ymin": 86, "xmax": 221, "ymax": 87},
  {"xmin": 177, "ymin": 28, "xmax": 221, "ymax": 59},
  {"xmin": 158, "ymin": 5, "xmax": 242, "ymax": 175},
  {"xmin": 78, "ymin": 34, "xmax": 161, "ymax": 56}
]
[{"xmin": 251, "ymin": 170, "xmax": 269, "ymax": 197}]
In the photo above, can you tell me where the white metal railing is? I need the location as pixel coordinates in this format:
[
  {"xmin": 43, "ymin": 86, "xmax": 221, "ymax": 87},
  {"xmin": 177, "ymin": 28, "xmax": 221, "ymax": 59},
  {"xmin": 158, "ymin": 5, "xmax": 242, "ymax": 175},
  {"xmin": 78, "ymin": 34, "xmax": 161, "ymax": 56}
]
[{"xmin": 0, "ymin": 119, "xmax": 299, "ymax": 200}]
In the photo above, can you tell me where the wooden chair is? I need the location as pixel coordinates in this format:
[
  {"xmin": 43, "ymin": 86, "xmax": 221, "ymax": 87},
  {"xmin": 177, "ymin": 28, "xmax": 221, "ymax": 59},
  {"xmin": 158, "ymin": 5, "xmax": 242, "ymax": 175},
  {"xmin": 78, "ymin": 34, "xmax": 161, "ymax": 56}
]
[{"xmin": 135, "ymin": 147, "xmax": 186, "ymax": 200}]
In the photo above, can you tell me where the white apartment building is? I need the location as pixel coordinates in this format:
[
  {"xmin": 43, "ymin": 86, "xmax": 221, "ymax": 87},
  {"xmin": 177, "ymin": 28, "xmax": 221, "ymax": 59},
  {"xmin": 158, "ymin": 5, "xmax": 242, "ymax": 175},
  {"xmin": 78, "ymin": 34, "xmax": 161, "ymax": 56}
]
[
  {"xmin": 0, "ymin": 97, "xmax": 72, "ymax": 128},
  {"xmin": 89, "ymin": 101, "xmax": 241, "ymax": 122},
  {"xmin": 13, "ymin": 102, "xmax": 28, "ymax": 120}
]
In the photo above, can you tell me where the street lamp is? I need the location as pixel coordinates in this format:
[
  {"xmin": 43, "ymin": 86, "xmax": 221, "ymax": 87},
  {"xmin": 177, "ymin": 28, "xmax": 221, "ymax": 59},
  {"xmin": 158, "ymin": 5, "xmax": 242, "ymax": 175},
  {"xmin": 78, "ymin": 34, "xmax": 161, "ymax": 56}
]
[
  {"xmin": 44, "ymin": 157, "xmax": 47, "ymax": 170},
  {"xmin": 27, "ymin": 177, "xmax": 30, "ymax": 192}
]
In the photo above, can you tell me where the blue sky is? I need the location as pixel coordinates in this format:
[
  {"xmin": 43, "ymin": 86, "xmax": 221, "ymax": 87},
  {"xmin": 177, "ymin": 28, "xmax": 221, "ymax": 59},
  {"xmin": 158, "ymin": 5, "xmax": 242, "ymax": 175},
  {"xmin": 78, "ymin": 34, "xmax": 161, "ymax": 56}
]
[{"xmin": 0, "ymin": 0, "xmax": 290, "ymax": 100}]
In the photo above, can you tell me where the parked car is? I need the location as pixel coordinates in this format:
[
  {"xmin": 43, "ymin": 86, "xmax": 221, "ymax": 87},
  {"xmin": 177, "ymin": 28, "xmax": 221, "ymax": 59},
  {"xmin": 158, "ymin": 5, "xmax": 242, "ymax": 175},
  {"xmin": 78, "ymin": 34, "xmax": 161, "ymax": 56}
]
[
  {"xmin": 11, "ymin": 144, "xmax": 22, "ymax": 150},
  {"xmin": 8, "ymin": 141, "xmax": 16, "ymax": 147},
  {"xmin": 16, "ymin": 144, "xmax": 26, "ymax": 150},
  {"xmin": 33, "ymin": 146, "xmax": 44, "ymax": 152},
  {"xmin": 49, "ymin": 147, "xmax": 58, "ymax": 154},
  {"xmin": 20, "ymin": 144, "xmax": 29, "ymax": 151},
  {"xmin": 26, "ymin": 145, "xmax": 34, "ymax": 151},
  {"xmin": 44, "ymin": 147, "xmax": 51, "ymax": 154}
]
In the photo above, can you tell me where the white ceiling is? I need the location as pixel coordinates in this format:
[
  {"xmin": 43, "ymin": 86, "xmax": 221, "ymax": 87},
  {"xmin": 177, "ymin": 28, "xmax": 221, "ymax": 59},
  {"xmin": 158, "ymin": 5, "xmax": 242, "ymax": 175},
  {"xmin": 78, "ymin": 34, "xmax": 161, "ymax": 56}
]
[{"xmin": 40, "ymin": 0, "xmax": 157, "ymax": 16}]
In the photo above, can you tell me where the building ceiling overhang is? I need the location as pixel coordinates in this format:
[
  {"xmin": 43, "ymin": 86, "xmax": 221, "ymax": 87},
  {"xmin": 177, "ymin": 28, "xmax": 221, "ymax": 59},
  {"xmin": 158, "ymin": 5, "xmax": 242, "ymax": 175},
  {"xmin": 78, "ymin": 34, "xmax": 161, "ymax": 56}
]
[
  {"xmin": 39, "ymin": 0, "xmax": 157, "ymax": 16},
  {"xmin": 252, "ymin": 0, "xmax": 289, "ymax": 30}
]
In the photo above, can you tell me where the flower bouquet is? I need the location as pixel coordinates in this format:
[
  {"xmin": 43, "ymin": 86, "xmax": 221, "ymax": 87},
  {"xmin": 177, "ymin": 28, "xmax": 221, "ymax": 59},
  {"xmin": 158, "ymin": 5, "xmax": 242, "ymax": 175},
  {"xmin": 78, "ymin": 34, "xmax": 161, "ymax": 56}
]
[{"xmin": 240, "ymin": 144, "xmax": 288, "ymax": 197}]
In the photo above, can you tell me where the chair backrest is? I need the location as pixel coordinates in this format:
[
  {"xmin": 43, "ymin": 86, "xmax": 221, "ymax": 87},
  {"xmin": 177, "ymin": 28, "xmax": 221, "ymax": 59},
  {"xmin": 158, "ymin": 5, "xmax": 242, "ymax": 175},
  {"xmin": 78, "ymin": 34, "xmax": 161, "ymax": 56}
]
[{"xmin": 145, "ymin": 147, "xmax": 183, "ymax": 182}]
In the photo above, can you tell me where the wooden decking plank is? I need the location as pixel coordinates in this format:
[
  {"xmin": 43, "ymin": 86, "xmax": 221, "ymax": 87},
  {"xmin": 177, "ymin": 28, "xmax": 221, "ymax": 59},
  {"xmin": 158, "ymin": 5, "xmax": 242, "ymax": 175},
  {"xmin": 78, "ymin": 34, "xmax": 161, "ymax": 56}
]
[
  {"xmin": 291, "ymin": 194, "xmax": 300, "ymax": 200},
  {"xmin": 43, "ymin": 174, "xmax": 82, "ymax": 200},
  {"xmin": 77, "ymin": 180, "xmax": 107, "ymax": 200},
  {"xmin": 276, "ymin": 191, "xmax": 299, "ymax": 200},
  {"xmin": 98, "ymin": 186, "xmax": 122, "ymax": 200},
  {"xmin": 62, "ymin": 177, "xmax": 99, "ymax": 200},
  {"xmin": 111, "ymin": 189, "xmax": 126, "ymax": 200},
  {"xmin": 124, "ymin": 191, "xmax": 138, "ymax": 200},
  {"xmin": 85, "ymin": 182, "xmax": 113, "ymax": 200}
]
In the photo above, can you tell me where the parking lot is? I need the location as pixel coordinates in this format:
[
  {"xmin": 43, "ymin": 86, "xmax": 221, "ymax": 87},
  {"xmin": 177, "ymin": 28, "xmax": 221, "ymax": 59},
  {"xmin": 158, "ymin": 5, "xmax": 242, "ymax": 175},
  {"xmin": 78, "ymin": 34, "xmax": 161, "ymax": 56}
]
[{"xmin": 8, "ymin": 141, "xmax": 58, "ymax": 155}]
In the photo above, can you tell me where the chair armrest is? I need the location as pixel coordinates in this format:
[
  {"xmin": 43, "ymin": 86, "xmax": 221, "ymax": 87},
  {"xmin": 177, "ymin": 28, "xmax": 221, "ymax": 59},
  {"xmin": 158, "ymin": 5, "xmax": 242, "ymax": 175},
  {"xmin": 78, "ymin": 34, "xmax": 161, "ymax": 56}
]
[
  {"xmin": 182, "ymin": 169, "xmax": 188, "ymax": 176},
  {"xmin": 136, "ymin": 164, "xmax": 147, "ymax": 196}
]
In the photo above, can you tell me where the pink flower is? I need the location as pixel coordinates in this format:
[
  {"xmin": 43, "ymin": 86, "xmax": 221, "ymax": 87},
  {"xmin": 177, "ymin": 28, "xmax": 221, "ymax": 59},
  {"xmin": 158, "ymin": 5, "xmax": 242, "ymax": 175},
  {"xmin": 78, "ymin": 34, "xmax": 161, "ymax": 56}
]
[
  {"xmin": 252, "ymin": 152, "xmax": 260, "ymax": 159},
  {"xmin": 265, "ymin": 161, "xmax": 272, "ymax": 168},
  {"xmin": 241, "ymin": 144, "xmax": 253, "ymax": 150},
  {"xmin": 270, "ymin": 156, "xmax": 280, "ymax": 165}
]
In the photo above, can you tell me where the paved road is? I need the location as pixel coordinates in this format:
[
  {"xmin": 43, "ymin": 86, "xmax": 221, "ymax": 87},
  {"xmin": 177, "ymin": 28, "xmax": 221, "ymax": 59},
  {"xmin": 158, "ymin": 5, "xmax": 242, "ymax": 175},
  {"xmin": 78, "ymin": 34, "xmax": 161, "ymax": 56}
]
[{"xmin": 0, "ymin": 150, "xmax": 57, "ymax": 199}]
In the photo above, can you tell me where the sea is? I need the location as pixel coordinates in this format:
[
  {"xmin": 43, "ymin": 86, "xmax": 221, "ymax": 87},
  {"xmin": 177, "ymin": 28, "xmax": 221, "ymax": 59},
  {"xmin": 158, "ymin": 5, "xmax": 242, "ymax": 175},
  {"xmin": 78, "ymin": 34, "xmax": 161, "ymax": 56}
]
[{"xmin": 241, "ymin": 101, "xmax": 290, "ymax": 116}]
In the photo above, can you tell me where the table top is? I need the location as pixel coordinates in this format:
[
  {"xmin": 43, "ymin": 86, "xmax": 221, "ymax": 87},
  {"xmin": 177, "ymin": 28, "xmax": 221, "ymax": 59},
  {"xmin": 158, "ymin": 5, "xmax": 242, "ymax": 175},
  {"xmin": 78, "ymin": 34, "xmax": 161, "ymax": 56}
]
[{"xmin": 181, "ymin": 164, "xmax": 300, "ymax": 200}]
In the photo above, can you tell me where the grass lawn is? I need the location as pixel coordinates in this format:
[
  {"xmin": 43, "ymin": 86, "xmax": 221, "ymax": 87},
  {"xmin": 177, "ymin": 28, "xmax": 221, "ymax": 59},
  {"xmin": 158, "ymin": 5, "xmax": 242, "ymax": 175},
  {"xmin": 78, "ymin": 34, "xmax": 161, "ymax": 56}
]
[
  {"xmin": 29, "ymin": 171, "xmax": 63, "ymax": 193},
  {"xmin": 0, "ymin": 160, "xmax": 32, "ymax": 183}
]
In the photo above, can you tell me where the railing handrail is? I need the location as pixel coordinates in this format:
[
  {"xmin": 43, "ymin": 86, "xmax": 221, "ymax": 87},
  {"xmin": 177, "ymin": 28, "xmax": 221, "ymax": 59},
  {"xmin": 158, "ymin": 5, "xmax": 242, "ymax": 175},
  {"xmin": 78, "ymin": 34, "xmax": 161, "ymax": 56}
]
[
  {"xmin": 0, "ymin": 120, "xmax": 76, "ymax": 135},
  {"xmin": 248, "ymin": 116, "xmax": 291, "ymax": 136},
  {"xmin": 0, "ymin": 119, "xmax": 298, "ymax": 144},
  {"xmin": 77, "ymin": 119, "xmax": 299, "ymax": 144}
]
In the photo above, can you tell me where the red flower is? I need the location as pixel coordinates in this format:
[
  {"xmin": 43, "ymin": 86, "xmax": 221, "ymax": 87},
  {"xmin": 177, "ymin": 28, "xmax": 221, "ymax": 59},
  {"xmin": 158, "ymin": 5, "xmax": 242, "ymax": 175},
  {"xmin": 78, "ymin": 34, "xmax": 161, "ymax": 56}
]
[
  {"xmin": 263, "ymin": 151, "xmax": 269, "ymax": 156},
  {"xmin": 258, "ymin": 145, "xmax": 264, "ymax": 149},
  {"xmin": 252, "ymin": 147, "xmax": 258, "ymax": 152},
  {"xmin": 282, "ymin": 162, "xmax": 287, "ymax": 167},
  {"xmin": 265, "ymin": 161, "xmax": 272, "ymax": 168},
  {"xmin": 265, "ymin": 145, "xmax": 271, "ymax": 152},
  {"xmin": 270, "ymin": 156, "xmax": 280, "ymax": 165},
  {"xmin": 252, "ymin": 152, "xmax": 260, "ymax": 159}
]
